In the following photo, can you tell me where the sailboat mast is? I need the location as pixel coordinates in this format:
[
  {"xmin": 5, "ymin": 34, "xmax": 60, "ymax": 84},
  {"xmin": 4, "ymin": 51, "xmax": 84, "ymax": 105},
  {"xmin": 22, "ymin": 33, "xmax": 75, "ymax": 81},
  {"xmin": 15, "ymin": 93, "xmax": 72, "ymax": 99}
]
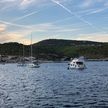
[
  {"xmin": 30, "ymin": 34, "xmax": 32, "ymax": 63},
  {"xmin": 23, "ymin": 42, "xmax": 24, "ymax": 58}
]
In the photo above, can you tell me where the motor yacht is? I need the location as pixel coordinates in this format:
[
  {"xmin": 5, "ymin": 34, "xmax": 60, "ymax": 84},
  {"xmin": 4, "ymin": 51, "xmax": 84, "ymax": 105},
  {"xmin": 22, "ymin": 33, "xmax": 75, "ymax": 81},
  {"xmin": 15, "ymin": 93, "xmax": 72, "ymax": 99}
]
[{"xmin": 68, "ymin": 57, "xmax": 86, "ymax": 69}]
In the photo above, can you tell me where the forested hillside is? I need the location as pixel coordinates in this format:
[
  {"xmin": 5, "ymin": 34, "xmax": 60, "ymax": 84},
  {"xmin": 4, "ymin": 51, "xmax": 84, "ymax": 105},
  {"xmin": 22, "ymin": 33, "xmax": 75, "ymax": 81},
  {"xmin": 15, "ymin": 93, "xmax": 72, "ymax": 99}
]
[{"xmin": 0, "ymin": 39, "xmax": 107, "ymax": 60}]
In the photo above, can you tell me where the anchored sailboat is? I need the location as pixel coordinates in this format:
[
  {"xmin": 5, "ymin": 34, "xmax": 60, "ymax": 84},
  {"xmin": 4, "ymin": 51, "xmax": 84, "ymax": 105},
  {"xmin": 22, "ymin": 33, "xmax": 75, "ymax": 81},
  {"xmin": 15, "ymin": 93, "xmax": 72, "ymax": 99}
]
[
  {"xmin": 28, "ymin": 34, "xmax": 40, "ymax": 68},
  {"xmin": 17, "ymin": 43, "xmax": 26, "ymax": 67}
]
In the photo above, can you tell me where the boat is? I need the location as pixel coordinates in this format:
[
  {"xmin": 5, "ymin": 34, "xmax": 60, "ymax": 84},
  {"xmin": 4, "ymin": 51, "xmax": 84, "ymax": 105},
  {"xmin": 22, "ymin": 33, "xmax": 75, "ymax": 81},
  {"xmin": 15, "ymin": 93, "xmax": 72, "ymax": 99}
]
[
  {"xmin": 28, "ymin": 62, "xmax": 40, "ymax": 68},
  {"xmin": 17, "ymin": 43, "xmax": 27, "ymax": 67},
  {"xmin": 68, "ymin": 57, "xmax": 86, "ymax": 69},
  {"xmin": 17, "ymin": 60, "xmax": 27, "ymax": 67},
  {"xmin": 28, "ymin": 34, "xmax": 40, "ymax": 68}
]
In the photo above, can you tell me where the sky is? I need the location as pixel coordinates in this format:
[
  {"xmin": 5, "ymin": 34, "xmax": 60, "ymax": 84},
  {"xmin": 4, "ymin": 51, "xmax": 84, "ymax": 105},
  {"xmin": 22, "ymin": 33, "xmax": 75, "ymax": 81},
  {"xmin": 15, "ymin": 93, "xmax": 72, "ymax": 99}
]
[{"xmin": 0, "ymin": 0, "xmax": 108, "ymax": 44}]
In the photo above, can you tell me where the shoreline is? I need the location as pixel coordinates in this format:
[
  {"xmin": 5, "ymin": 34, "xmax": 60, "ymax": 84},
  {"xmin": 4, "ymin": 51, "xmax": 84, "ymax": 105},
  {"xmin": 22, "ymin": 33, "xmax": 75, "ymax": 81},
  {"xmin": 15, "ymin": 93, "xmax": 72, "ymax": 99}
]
[{"xmin": 0, "ymin": 58, "xmax": 108, "ymax": 64}]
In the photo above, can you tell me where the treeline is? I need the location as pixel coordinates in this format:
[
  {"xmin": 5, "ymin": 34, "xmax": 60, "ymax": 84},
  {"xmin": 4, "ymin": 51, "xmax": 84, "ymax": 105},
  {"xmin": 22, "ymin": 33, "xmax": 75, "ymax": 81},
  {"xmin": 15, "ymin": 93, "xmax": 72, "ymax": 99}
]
[{"xmin": 0, "ymin": 39, "xmax": 107, "ymax": 60}]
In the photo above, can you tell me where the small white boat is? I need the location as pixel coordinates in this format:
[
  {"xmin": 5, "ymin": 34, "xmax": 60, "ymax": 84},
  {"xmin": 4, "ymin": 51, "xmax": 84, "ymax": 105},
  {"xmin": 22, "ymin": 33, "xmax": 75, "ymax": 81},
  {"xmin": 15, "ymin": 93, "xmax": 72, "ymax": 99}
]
[
  {"xmin": 17, "ymin": 43, "xmax": 27, "ymax": 67},
  {"xmin": 28, "ymin": 62, "xmax": 40, "ymax": 68},
  {"xmin": 68, "ymin": 57, "xmax": 86, "ymax": 69},
  {"xmin": 17, "ymin": 62, "xmax": 27, "ymax": 67}
]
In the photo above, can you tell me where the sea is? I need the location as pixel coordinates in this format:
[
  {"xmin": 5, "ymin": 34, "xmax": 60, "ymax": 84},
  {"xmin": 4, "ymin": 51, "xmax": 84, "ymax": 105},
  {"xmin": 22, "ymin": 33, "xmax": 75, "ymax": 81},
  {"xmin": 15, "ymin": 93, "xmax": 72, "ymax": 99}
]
[{"xmin": 0, "ymin": 61, "xmax": 108, "ymax": 108}]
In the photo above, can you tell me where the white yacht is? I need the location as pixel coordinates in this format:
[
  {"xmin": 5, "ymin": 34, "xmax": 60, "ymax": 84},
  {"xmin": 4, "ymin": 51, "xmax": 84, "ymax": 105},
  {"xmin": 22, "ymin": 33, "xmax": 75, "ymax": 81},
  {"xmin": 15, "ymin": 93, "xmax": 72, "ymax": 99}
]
[{"xmin": 68, "ymin": 57, "xmax": 86, "ymax": 69}]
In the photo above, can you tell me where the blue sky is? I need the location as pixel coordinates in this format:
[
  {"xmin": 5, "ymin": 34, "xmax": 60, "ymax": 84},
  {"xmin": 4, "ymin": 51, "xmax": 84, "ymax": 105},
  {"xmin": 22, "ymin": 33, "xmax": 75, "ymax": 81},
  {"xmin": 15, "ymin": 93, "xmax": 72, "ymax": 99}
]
[{"xmin": 0, "ymin": 0, "xmax": 108, "ymax": 44}]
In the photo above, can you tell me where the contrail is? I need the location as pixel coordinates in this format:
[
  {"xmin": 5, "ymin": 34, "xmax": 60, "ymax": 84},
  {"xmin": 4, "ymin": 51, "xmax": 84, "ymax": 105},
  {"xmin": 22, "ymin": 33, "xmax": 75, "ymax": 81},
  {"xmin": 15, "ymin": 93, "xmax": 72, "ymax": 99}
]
[
  {"xmin": 0, "ymin": 19, "xmax": 30, "ymax": 28},
  {"xmin": 13, "ymin": 10, "xmax": 39, "ymax": 22},
  {"xmin": 86, "ymin": 7, "xmax": 108, "ymax": 16},
  {"xmin": 51, "ymin": 0, "xmax": 96, "ymax": 28},
  {"xmin": 0, "ymin": 10, "xmax": 40, "ymax": 28}
]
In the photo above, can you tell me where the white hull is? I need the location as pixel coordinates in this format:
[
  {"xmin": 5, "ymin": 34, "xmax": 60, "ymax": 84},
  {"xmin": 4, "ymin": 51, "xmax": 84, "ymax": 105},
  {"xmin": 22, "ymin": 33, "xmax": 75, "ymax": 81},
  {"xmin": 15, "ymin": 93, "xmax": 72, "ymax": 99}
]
[
  {"xmin": 69, "ymin": 64, "xmax": 86, "ymax": 69},
  {"xmin": 68, "ymin": 57, "xmax": 86, "ymax": 69},
  {"xmin": 28, "ymin": 63, "xmax": 40, "ymax": 68},
  {"xmin": 17, "ymin": 63, "xmax": 27, "ymax": 67}
]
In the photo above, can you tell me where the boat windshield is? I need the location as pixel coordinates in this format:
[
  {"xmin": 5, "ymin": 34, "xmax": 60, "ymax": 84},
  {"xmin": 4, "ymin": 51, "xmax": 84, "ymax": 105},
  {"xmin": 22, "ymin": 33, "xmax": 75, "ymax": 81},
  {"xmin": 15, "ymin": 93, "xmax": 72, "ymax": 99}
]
[{"xmin": 76, "ymin": 62, "xmax": 83, "ymax": 65}]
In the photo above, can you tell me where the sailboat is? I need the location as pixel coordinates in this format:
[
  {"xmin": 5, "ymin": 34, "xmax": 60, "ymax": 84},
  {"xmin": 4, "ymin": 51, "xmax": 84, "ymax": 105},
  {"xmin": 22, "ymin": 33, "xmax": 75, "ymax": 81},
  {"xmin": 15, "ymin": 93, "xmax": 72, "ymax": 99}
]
[
  {"xmin": 28, "ymin": 34, "xmax": 40, "ymax": 68},
  {"xmin": 17, "ymin": 43, "xmax": 26, "ymax": 67}
]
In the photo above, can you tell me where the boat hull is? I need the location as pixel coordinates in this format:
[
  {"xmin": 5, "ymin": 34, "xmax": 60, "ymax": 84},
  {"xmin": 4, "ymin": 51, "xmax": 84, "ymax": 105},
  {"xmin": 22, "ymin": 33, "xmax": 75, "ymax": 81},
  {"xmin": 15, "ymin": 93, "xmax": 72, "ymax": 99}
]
[
  {"xmin": 28, "ymin": 63, "xmax": 40, "ymax": 68},
  {"xmin": 68, "ymin": 57, "xmax": 86, "ymax": 70}
]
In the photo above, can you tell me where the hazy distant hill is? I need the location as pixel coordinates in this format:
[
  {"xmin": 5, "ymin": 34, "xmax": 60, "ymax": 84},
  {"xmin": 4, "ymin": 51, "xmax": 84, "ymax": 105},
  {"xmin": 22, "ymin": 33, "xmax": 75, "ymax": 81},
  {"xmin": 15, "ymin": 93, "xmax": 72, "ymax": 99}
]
[
  {"xmin": 33, "ymin": 39, "xmax": 108, "ymax": 60},
  {"xmin": 0, "ymin": 39, "xmax": 107, "ymax": 60},
  {"xmin": 34, "ymin": 39, "xmax": 103, "ymax": 46}
]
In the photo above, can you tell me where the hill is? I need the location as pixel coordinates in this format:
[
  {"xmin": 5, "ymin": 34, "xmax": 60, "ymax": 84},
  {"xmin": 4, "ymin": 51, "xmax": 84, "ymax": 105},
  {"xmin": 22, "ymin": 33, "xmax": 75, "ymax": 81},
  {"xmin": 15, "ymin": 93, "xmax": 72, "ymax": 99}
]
[
  {"xmin": 0, "ymin": 39, "xmax": 107, "ymax": 60},
  {"xmin": 33, "ymin": 39, "xmax": 108, "ymax": 60},
  {"xmin": 35, "ymin": 39, "xmax": 103, "ymax": 46}
]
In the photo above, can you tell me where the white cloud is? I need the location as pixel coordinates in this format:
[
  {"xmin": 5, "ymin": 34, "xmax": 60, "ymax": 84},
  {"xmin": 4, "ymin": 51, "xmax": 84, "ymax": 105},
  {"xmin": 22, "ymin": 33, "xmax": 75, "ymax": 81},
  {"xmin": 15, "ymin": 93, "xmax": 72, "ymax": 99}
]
[
  {"xmin": 104, "ymin": 1, "xmax": 108, "ymax": 6},
  {"xmin": 20, "ymin": 0, "xmax": 35, "ymax": 9},
  {"xmin": 0, "ymin": 22, "xmax": 56, "ymax": 44},
  {"xmin": 0, "ymin": 24, "xmax": 7, "ymax": 32},
  {"xmin": 76, "ymin": 33, "xmax": 108, "ymax": 42},
  {"xmin": 0, "ymin": 0, "xmax": 47, "ymax": 11},
  {"xmin": 19, "ymin": 0, "xmax": 53, "ymax": 9},
  {"xmin": 82, "ymin": 0, "xmax": 93, "ymax": 8},
  {"xmin": 0, "ymin": 31, "xmax": 32, "ymax": 44},
  {"xmin": 0, "ymin": 0, "xmax": 15, "ymax": 3},
  {"xmin": 0, "ymin": 32, "xmax": 22, "ymax": 42},
  {"xmin": 80, "ymin": 0, "xmax": 106, "ymax": 8}
]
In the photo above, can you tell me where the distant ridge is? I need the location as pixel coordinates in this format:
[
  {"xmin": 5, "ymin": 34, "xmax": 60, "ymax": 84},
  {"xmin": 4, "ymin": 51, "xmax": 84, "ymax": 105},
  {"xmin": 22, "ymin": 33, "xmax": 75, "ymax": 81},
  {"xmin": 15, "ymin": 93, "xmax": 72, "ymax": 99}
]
[
  {"xmin": 34, "ymin": 39, "xmax": 104, "ymax": 46},
  {"xmin": 0, "ymin": 39, "xmax": 107, "ymax": 60}
]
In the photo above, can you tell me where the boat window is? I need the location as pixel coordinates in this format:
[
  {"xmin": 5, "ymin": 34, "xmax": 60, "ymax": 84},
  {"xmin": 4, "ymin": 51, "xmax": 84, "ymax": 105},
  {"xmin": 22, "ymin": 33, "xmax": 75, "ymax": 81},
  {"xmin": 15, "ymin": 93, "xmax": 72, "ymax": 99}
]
[{"xmin": 76, "ymin": 62, "xmax": 83, "ymax": 65}]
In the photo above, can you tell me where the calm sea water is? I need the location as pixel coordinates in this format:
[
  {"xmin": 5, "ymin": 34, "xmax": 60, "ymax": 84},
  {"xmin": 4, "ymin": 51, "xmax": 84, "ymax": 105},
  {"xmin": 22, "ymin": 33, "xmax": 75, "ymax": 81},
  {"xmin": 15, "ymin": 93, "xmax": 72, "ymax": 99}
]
[{"xmin": 0, "ymin": 61, "xmax": 108, "ymax": 108}]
